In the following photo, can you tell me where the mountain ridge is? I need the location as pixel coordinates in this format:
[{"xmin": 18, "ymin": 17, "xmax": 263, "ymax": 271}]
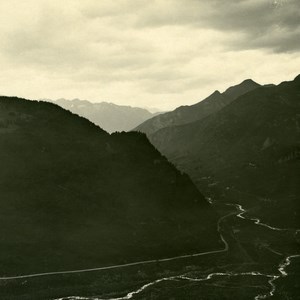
[
  {"xmin": 43, "ymin": 98, "xmax": 161, "ymax": 133},
  {"xmin": 134, "ymin": 79, "xmax": 261, "ymax": 135},
  {"xmin": 146, "ymin": 75, "xmax": 300, "ymax": 227},
  {"xmin": 0, "ymin": 96, "xmax": 220, "ymax": 276}
]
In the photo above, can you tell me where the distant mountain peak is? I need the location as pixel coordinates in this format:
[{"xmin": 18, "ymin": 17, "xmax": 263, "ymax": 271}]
[
  {"xmin": 225, "ymin": 78, "xmax": 260, "ymax": 91},
  {"xmin": 47, "ymin": 97, "xmax": 155, "ymax": 133},
  {"xmin": 134, "ymin": 78, "xmax": 261, "ymax": 135},
  {"xmin": 212, "ymin": 90, "xmax": 222, "ymax": 96},
  {"xmin": 241, "ymin": 78, "xmax": 258, "ymax": 85},
  {"xmin": 223, "ymin": 79, "xmax": 260, "ymax": 100}
]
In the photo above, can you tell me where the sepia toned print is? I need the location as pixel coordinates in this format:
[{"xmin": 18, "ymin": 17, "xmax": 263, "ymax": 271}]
[{"xmin": 0, "ymin": 1, "xmax": 299, "ymax": 299}]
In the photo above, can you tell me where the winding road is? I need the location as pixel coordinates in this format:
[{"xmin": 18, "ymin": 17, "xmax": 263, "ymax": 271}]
[
  {"xmin": 55, "ymin": 204, "xmax": 299, "ymax": 300},
  {"xmin": 0, "ymin": 210, "xmax": 234, "ymax": 281},
  {"xmin": 1, "ymin": 204, "xmax": 299, "ymax": 300}
]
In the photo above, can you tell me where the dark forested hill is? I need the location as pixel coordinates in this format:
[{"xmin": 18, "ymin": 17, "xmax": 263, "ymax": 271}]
[
  {"xmin": 145, "ymin": 75, "xmax": 300, "ymax": 228},
  {"xmin": 0, "ymin": 96, "xmax": 220, "ymax": 276},
  {"xmin": 134, "ymin": 79, "xmax": 260, "ymax": 135},
  {"xmin": 48, "ymin": 98, "xmax": 158, "ymax": 133}
]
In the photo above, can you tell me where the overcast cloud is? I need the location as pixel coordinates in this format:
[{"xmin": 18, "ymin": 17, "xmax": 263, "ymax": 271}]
[{"xmin": 0, "ymin": 0, "xmax": 299, "ymax": 110}]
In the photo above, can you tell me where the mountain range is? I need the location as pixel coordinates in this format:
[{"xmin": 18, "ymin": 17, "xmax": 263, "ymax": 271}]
[
  {"xmin": 135, "ymin": 76, "xmax": 300, "ymax": 228},
  {"xmin": 44, "ymin": 98, "xmax": 161, "ymax": 133},
  {"xmin": 0, "ymin": 96, "xmax": 219, "ymax": 276},
  {"xmin": 134, "ymin": 79, "xmax": 260, "ymax": 135}
]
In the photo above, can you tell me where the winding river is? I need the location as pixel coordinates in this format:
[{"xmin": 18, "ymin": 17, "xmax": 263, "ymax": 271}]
[
  {"xmin": 1, "ymin": 204, "xmax": 298, "ymax": 299},
  {"xmin": 51, "ymin": 203, "xmax": 299, "ymax": 300}
]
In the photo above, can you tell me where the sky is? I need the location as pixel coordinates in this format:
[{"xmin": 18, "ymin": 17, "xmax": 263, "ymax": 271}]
[{"xmin": 0, "ymin": 0, "xmax": 299, "ymax": 110}]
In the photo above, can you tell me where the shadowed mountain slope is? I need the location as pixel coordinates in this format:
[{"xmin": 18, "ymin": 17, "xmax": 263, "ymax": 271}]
[
  {"xmin": 146, "ymin": 75, "xmax": 300, "ymax": 227},
  {"xmin": 134, "ymin": 79, "xmax": 260, "ymax": 135},
  {"xmin": 48, "ymin": 98, "xmax": 159, "ymax": 133},
  {"xmin": 0, "ymin": 96, "xmax": 220, "ymax": 276}
]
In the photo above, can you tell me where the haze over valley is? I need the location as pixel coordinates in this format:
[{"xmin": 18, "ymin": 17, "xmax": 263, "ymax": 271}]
[{"xmin": 43, "ymin": 98, "xmax": 162, "ymax": 133}]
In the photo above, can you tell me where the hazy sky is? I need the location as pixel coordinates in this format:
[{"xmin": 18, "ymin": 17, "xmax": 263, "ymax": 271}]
[{"xmin": 0, "ymin": 0, "xmax": 299, "ymax": 110}]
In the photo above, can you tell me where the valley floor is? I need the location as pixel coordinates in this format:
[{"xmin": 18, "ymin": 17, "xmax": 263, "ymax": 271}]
[{"xmin": 0, "ymin": 200, "xmax": 299, "ymax": 300}]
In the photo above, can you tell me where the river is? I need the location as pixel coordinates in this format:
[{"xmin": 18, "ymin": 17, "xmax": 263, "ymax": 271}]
[
  {"xmin": 1, "ymin": 203, "xmax": 298, "ymax": 299},
  {"xmin": 50, "ymin": 203, "xmax": 299, "ymax": 300}
]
